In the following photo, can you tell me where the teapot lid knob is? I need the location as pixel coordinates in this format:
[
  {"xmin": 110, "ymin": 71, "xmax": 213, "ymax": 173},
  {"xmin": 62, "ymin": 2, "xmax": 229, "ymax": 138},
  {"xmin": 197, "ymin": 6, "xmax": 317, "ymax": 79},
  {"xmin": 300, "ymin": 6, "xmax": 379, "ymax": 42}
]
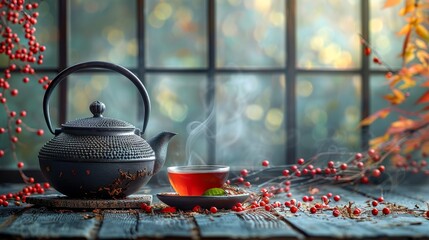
[{"xmin": 89, "ymin": 101, "xmax": 105, "ymax": 117}]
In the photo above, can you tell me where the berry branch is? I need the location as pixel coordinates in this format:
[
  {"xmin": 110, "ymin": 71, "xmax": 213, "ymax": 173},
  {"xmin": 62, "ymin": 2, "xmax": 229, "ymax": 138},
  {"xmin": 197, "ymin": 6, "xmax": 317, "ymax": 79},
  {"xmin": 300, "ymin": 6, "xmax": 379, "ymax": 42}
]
[{"xmin": 0, "ymin": 0, "xmax": 49, "ymax": 185}]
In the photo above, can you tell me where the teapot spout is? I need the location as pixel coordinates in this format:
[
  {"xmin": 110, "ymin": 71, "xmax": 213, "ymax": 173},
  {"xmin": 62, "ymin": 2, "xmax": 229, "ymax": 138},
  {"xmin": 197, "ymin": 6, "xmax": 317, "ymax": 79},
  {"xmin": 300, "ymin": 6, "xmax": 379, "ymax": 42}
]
[{"xmin": 148, "ymin": 132, "xmax": 176, "ymax": 175}]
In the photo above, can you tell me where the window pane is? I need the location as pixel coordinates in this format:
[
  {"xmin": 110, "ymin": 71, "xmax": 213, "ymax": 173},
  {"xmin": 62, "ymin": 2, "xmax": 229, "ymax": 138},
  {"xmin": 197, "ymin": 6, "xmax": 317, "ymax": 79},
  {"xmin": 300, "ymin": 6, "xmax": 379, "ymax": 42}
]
[
  {"xmin": 145, "ymin": 0, "xmax": 207, "ymax": 68},
  {"xmin": 216, "ymin": 0, "xmax": 285, "ymax": 68},
  {"xmin": 297, "ymin": 0, "xmax": 361, "ymax": 69},
  {"xmin": 296, "ymin": 74, "xmax": 361, "ymax": 159},
  {"xmin": 37, "ymin": 0, "xmax": 59, "ymax": 68},
  {"xmin": 67, "ymin": 73, "xmax": 140, "ymax": 126},
  {"xmin": 370, "ymin": 75, "xmax": 424, "ymax": 139},
  {"xmin": 216, "ymin": 74, "xmax": 286, "ymax": 167},
  {"xmin": 69, "ymin": 0, "xmax": 137, "ymax": 67},
  {"xmin": 0, "ymin": 73, "xmax": 58, "ymax": 168},
  {"xmin": 145, "ymin": 74, "xmax": 208, "ymax": 168},
  {"xmin": 370, "ymin": 0, "xmax": 405, "ymax": 69}
]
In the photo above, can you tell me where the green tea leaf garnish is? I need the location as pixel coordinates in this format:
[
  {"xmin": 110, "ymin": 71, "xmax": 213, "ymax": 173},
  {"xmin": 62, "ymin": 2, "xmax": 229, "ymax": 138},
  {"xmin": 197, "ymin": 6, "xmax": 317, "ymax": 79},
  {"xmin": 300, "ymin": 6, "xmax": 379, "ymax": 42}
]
[{"xmin": 202, "ymin": 188, "xmax": 226, "ymax": 196}]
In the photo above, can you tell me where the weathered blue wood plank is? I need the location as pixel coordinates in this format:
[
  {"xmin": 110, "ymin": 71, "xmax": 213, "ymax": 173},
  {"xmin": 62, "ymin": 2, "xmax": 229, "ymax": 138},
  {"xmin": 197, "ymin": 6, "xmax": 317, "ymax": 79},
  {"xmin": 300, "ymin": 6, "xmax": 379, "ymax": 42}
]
[
  {"xmin": 0, "ymin": 208, "xmax": 99, "ymax": 239},
  {"xmin": 195, "ymin": 212, "xmax": 301, "ymax": 239},
  {"xmin": 98, "ymin": 211, "xmax": 138, "ymax": 239},
  {"xmin": 136, "ymin": 213, "xmax": 195, "ymax": 238}
]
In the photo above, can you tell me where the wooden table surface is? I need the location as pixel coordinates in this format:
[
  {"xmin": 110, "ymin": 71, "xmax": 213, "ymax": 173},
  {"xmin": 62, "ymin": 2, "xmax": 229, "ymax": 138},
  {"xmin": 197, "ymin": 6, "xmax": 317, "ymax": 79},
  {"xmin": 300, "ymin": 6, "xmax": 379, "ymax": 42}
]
[{"xmin": 0, "ymin": 183, "xmax": 428, "ymax": 239}]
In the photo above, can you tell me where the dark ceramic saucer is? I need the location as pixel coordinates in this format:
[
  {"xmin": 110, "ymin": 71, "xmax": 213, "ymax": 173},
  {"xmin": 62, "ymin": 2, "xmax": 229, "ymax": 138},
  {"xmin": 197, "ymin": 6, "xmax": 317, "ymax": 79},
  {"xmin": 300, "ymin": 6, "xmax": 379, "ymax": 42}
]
[{"xmin": 156, "ymin": 192, "xmax": 250, "ymax": 210}]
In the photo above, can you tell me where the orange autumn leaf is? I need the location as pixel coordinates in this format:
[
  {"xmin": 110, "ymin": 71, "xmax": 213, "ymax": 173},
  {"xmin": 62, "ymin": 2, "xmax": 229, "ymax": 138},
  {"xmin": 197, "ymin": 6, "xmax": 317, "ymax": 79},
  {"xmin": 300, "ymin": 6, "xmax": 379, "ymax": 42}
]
[
  {"xmin": 360, "ymin": 108, "xmax": 391, "ymax": 126},
  {"xmin": 399, "ymin": 0, "xmax": 416, "ymax": 15},
  {"xmin": 384, "ymin": 0, "xmax": 402, "ymax": 8},
  {"xmin": 383, "ymin": 89, "xmax": 406, "ymax": 105},
  {"xmin": 402, "ymin": 138, "xmax": 421, "ymax": 153},
  {"xmin": 387, "ymin": 118, "xmax": 416, "ymax": 134},
  {"xmin": 369, "ymin": 134, "xmax": 390, "ymax": 148},
  {"xmin": 397, "ymin": 24, "xmax": 411, "ymax": 35},
  {"xmin": 416, "ymin": 90, "xmax": 429, "ymax": 104},
  {"xmin": 399, "ymin": 76, "xmax": 416, "ymax": 89},
  {"xmin": 416, "ymin": 24, "xmax": 429, "ymax": 41},
  {"xmin": 416, "ymin": 39, "xmax": 427, "ymax": 49}
]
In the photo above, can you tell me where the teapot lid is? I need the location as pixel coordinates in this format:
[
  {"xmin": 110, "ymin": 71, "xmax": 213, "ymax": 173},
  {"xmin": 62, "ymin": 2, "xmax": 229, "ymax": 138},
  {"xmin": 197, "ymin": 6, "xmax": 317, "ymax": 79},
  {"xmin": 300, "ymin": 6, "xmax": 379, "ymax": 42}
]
[{"xmin": 61, "ymin": 101, "xmax": 136, "ymax": 133}]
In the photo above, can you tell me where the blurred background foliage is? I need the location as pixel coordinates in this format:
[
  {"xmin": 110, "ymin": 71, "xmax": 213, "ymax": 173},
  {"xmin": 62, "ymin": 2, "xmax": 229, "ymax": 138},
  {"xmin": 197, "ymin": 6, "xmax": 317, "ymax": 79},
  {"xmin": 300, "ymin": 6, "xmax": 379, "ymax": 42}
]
[{"xmin": 0, "ymin": 0, "xmax": 403, "ymax": 170}]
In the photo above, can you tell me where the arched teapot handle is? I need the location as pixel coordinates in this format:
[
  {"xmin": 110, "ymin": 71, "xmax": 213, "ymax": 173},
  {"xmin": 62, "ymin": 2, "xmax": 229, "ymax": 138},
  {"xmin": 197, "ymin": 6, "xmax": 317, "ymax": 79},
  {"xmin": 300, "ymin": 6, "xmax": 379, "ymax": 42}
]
[{"xmin": 43, "ymin": 61, "xmax": 150, "ymax": 135}]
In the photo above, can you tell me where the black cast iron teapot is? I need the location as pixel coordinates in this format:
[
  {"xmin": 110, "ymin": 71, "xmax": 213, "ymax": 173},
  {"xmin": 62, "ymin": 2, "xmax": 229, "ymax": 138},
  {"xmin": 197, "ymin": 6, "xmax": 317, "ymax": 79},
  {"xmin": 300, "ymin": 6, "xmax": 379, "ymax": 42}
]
[{"xmin": 38, "ymin": 61, "xmax": 176, "ymax": 199}]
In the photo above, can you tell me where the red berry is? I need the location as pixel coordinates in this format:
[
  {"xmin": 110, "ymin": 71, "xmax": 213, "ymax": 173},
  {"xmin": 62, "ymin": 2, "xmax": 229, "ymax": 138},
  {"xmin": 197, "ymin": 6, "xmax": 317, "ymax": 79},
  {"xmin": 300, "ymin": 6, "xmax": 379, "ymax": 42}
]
[
  {"xmin": 340, "ymin": 163, "xmax": 347, "ymax": 170},
  {"xmin": 378, "ymin": 165, "xmax": 385, "ymax": 172},
  {"xmin": 16, "ymin": 119, "xmax": 22, "ymax": 125},
  {"xmin": 282, "ymin": 169, "xmax": 289, "ymax": 176},
  {"xmin": 6, "ymin": 193, "xmax": 13, "ymax": 199},
  {"xmin": 10, "ymin": 89, "xmax": 18, "ymax": 96},
  {"xmin": 327, "ymin": 161, "xmax": 334, "ymax": 168},
  {"xmin": 15, "ymin": 127, "xmax": 22, "ymax": 133},
  {"xmin": 264, "ymin": 205, "xmax": 271, "ymax": 211},
  {"xmin": 210, "ymin": 206, "xmax": 218, "ymax": 213},
  {"xmin": 290, "ymin": 165, "xmax": 298, "ymax": 172},
  {"xmin": 377, "ymin": 196, "xmax": 384, "ymax": 203},
  {"xmin": 372, "ymin": 208, "xmax": 379, "ymax": 216},
  {"xmin": 333, "ymin": 195, "xmax": 341, "ymax": 202},
  {"xmin": 364, "ymin": 47, "xmax": 371, "ymax": 56},
  {"xmin": 297, "ymin": 158, "xmax": 305, "ymax": 165},
  {"xmin": 240, "ymin": 169, "xmax": 248, "ymax": 177},
  {"xmin": 357, "ymin": 162, "xmax": 364, "ymax": 169},
  {"xmin": 290, "ymin": 206, "xmax": 298, "ymax": 213},
  {"xmin": 43, "ymin": 183, "xmax": 50, "ymax": 189},
  {"xmin": 308, "ymin": 196, "xmax": 314, "ymax": 202},
  {"xmin": 425, "ymin": 211, "xmax": 429, "ymax": 218},
  {"xmin": 28, "ymin": 177, "xmax": 35, "ymax": 183},
  {"xmin": 286, "ymin": 192, "xmax": 292, "ymax": 198},
  {"xmin": 2, "ymin": 201, "xmax": 8, "ymax": 207},
  {"xmin": 382, "ymin": 207, "xmax": 390, "ymax": 215},
  {"xmin": 11, "ymin": 136, "xmax": 18, "ymax": 143},
  {"xmin": 321, "ymin": 195, "xmax": 329, "ymax": 204},
  {"xmin": 237, "ymin": 177, "xmax": 244, "ymax": 183},
  {"xmin": 37, "ymin": 188, "xmax": 45, "ymax": 194},
  {"xmin": 372, "ymin": 201, "xmax": 378, "ymax": 207},
  {"xmin": 360, "ymin": 176, "xmax": 369, "ymax": 184},
  {"xmin": 333, "ymin": 209, "xmax": 340, "ymax": 217},
  {"xmin": 244, "ymin": 181, "xmax": 251, "ymax": 187},
  {"xmin": 372, "ymin": 169, "xmax": 381, "ymax": 177},
  {"xmin": 17, "ymin": 162, "xmax": 24, "ymax": 169},
  {"xmin": 353, "ymin": 208, "xmax": 361, "ymax": 216},
  {"xmin": 373, "ymin": 57, "xmax": 381, "ymax": 64},
  {"xmin": 36, "ymin": 129, "xmax": 44, "ymax": 136},
  {"xmin": 302, "ymin": 196, "xmax": 309, "ymax": 202},
  {"xmin": 20, "ymin": 111, "xmax": 27, "ymax": 117},
  {"xmin": 326, "ymin": 193, "xmax": 333, "ymax": 198},
  {"xmin": 262, "ymin": 160, "xmax": 269, "ymax": 167},
  {"xmin": 355, "ymin": 153, "xmax": 363, "ymax": 160},
  {"xmin": 310, "ymin": 207, "xmax": 317, "ymax": 214},
  {"xmin": 10, "ymin": 111, "xmax": 16, "ymax": 117},
  {"xmin": 23, "ymin": 77, "xmax": 30, "ymax": 83}
]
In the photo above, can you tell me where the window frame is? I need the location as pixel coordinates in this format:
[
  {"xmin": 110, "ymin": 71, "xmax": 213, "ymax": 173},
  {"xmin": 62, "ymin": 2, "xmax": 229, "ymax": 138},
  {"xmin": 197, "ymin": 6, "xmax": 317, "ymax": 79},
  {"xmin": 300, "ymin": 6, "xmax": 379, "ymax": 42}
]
[{"xmin": 1, "ymin": 0, "xmax": 388, "ymax": 182}]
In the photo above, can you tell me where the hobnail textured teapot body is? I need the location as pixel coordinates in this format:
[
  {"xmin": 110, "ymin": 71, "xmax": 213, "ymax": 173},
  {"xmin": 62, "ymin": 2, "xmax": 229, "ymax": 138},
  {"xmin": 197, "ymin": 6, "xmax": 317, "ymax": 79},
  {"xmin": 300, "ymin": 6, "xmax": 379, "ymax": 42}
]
[{"xmin": 38, "ymin": 61, "xmax": 175, "ymax": 199}]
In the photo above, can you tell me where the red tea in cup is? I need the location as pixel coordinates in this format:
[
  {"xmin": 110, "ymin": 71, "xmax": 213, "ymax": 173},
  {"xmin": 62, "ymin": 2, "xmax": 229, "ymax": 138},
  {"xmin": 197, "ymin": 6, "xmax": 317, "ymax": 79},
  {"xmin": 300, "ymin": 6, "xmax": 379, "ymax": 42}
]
[{"xmin": 167, "ymin": 165, "xmax": 230, "ymax": 196}]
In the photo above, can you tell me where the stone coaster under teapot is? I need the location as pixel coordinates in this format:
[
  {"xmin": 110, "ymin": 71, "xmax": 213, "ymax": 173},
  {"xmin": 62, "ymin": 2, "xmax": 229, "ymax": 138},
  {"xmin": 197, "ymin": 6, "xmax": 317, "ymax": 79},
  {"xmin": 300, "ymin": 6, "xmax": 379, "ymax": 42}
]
[{"xmin": 26, "ymin": 194, "xmax": 152, "ymax": 209}]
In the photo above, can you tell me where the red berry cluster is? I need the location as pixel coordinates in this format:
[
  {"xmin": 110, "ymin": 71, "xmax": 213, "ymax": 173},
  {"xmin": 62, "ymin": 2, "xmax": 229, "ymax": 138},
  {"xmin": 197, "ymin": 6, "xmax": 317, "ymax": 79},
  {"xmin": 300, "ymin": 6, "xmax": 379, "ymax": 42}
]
[
  {"xmin": 0, "ymin": 0, "xmax": 48, "ymax": 183},
  {"xmin": 0, "ymin": 181, "xmax": 50, "ymax": 207}
]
